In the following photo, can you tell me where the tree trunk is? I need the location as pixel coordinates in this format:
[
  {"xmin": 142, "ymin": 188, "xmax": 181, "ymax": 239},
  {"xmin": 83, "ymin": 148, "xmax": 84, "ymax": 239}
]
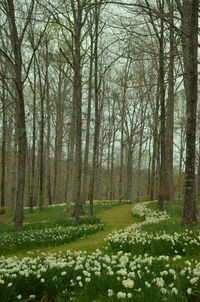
[
  {"xmin": 72, "ymin": 3, "xmax": 83, "ymax": 224},
  {"xmin": 37, "ymin": 60, "xmax": 45, "ymax": 210},
  {"xmin": 182, "ymin": 0, "xmax": 198, "ymax": 226},
  {"xmin": 7, "ymin": 0, "xmax": 27, "ymax": 227},
  {"xmin": 45, "ymin": 41, "xmax": 52, "ymax": 205},
  {"xmin": 165, "ymin": 0, "xmax": 175, "ymax": 203},
  {"xmin": 53, "ymin": 69, "xmax": 64, "ymax": 203},
  {"xmin": 158, "ymin": 0, "xmax": 167, "ymax": 210},
  {"xmin": 29, "ymin": 57, "xmax": 36, "ymax": 212},
  {"xmin": 109, "ymin": 101, "xmax": 116, "ymax": 200},
  {"xmin": 0, "ymin": 86, "xmax": 6, "ymax": 214},
  {"xmin": 88, "ymin": 0, "xmax": 100, "ymax": 216},
  {"xmin": 82, "ymin": 24, "xmax": 94, "ymax": 203}
]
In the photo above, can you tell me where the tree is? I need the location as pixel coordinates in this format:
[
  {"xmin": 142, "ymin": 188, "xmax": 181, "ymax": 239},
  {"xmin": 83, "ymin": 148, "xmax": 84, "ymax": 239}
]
[
  {"xmin": 0, "ymin": 84, "xmax": 6, "ymax": 214},
  {"xmin": 3, "ymin": 0, "xmax": 34, "ymax": 227},
  {"xmin": 178, "ymin": 0, "xmax": 198, "ymax": 225}
]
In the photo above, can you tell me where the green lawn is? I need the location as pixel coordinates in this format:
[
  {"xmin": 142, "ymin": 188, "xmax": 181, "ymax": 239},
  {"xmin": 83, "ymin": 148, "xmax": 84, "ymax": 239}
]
[
  {"xmin": 0, "ymin": 202, "xmax": 140, "ymax": 257},
  {"xmin": 51, "ymin": 203, "xmax": 140, "ymax": 253}
]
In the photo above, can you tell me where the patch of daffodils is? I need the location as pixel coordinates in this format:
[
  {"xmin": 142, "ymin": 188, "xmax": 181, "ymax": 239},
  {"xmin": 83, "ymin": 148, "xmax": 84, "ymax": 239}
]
[
  {"xmin": 0, "ymin": 224, "xmax": 104, "ymax": 250},
  {"xmin": 0, "ymin": 251, "xmax": 199, "ymax": 301},
  {"xmin": 107, "ymin": 202, "xmax": 200, "ymax": 255}
]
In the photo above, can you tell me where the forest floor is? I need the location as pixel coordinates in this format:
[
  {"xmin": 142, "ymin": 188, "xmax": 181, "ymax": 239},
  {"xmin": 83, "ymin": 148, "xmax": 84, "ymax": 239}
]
[
  {"xmin": 7, "ymin": 203, "xmax": 140, "ymax": 257},
  {"xmin": 1, "ymin": 201, "xmax": 200, "ymax": 302},
  {"xmin": 45, "ymin": 203, "xmax": 140, "ymax": 253}
]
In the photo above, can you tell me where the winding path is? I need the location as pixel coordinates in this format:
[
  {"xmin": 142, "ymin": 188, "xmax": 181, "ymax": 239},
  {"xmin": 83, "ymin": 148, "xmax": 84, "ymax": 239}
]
[
  {"xmin": 12, "ymin": 203, "xmax": 139, "ymax": 257},
  {"xmin": 47, "ymin": 203, "xmax": 139, "ymax": 253}
]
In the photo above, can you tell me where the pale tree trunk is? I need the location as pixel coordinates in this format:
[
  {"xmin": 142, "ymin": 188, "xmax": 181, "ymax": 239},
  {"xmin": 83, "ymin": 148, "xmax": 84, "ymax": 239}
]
[
  {"xmin": 109, "ymin": 101, "xmax": 116, "ymax": 200},
  {"xmin": 54, "ymin": 69, "xmax": 64, "ymax": 203},
  {"xmin": 126, "ymin": 128, "xmax": 134, "ymax": 202},
  {"xmin": 150, "ymin": 86, "xmax": 159, "ymax": 201},
  {"xmin": 5, "ymin": 115, "xmax": 14, "ymax": 207},
  {"xmin": 178, "ymin": 122, "xmax": 185, "ymax": 198},
  {"xmin": 65, "ymin": 115, "xmax": 75, "ymax": 203},
  {"xmin": 106, "ymin": 98, "xmax": 112, "ymax": 199},
  {"xmin": 82, "ymin": 20, "xmax": 94, "ymax": 203},
  {"xmin": 11, "ymin": 129, "xmax": 17, "ymax": 208},
  {"xmin": 136, "ymin": 100, "xmax": 148, "ymax": 198},
  {"xmin": 147, "ymin": 137, "xmax": 152, "ymax": 196},
  {"xmin": 37, "ymin": 59, "xmax": 45, "ymax": 210},
  {"xmin": 165, "ymin": 0, "xmax": 175, "ymax": 203},
  {"xmin": 0, "ymin": 86, "xmax": 6, "ymax": 214},
  {"xmin": 197, "ymin": 137, "xmax": 200, "ymax": 199},
  {"xmin": 158, "ymin": 0, "xmax": 168, "ymax": 210},
  {"xmin": 45, "ymin": 40, "xmax": 52, "ymax": 205}
]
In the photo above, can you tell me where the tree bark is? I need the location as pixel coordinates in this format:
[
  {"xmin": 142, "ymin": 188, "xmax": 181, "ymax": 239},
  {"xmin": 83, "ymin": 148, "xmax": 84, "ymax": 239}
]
[
  {"xmin": 82, "ymin": 30, "xmax": 93, "ymax": 203},
  {"xmin": 0, "ymin": 86, "xmax": 6, "ymax": 214},
  {"xmin": 181, "ymin": 0, "xmax": 198, "ymax": 226},
  {"xmin": 72, "ymin": 0, "xmax": 83, "ymax": 224},
  {"xmin": 6, "ymin": 0, "xmax": 28, "ymax": 228},
  {"xmin": 165, "ymin": 0, "xmax": 175, "ymax": 203},
  {"xmin": 158, "ymin": 0, "xmax": 167, "ymax": 210},
  {"xmin": 88, "ymin": 0, "xmax": 100, "ymax": 216}
]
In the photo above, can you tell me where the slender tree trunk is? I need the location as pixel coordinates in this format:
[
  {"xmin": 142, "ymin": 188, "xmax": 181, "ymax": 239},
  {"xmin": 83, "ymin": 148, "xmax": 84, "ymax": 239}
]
[
  {"xmin": 11, "ymin": 129, "xmax": 17, "ymax": 208},
  {"xmin": 126, "ymin": 135, "xmax": 134, "ymax": 202},
  {"xmin": 29, "ymin": 58, "xmax": 36, "ymax": 212},
  {"xmin": 197, "ymin": 137, "xmax": 200, "ymax": 199},
  {"xmin": 178, "ymin": 122, "xmax": 185, "ymax": 199},
  {"xmin": 158, "ymin": 0, "xmax": 167, "ymax": 210},
  {"xmin": 88, "ymin": 0, "xmax": 100, "ymax": 215},
  {"xmin": 147, "ymin": 137, "xmax": 152, "ymax": 196},
  {"xmin": 37, "ymin": 61, "xmax": 45, "ymax": 210},
  {"xmin": 65, "ymin": 116, "xmax": 75, "ymax": 203},
  {"xmin": 165, "ymin": 0, "xmax": 175, "ymax": 203},
  {"xmin": 45, "ymin": 41, "xmax": 52, "ymax": 205},
  {"xmin": 0, "ymin": 86, "xmax": 6, "ymax": 214},
  {"xmin": 72, "ymin": 3, "xmax": 83, "ymax": 224},
  {"xmin": 119, "ymin": 61, "xmax": 130, "ymax": 201},
  {"xmin": 54, "ymin": 69, "xmax": 64, "ymax": 203},
  {"xmin": 82, "ymin": 25, "xmax": 94, "ymax": 203},
  {"xmin": 109, "ymin": 102, "xmax": 116, "ymax": 200}
]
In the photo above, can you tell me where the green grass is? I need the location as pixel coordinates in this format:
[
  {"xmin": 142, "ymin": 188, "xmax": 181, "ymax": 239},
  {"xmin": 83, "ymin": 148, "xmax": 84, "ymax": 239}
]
[
  {"xmin": 0, "ymin": 201, "xmax": 129, "ymax": 229},
  {"xmin": 142, "ymin": 200, "xmax": 200, "ymax": 234},
  {"xmin": 0, "ymin": 202, "xmax": 139, "ymax": 258},
  {"xmin": 0, "ymin": 204, "xmax": 72, "ymax": 227},
  {"xmin": 1, "ymin": 200, "xmax": 200, "ymax": 302},
  {"xmin": 59, "ymin": 203, "xmax": 140, "ymax": 253}
]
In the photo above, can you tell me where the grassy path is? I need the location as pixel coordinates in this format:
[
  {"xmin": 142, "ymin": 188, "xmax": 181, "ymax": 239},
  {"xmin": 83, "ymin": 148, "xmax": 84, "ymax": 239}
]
[
  {"xmin": 62, "ymin": 203, "xmax": 139, "ymax": 253},
  {"xmin": 11, "ymin": 203, "xmax": 139, "ymax": 257}
]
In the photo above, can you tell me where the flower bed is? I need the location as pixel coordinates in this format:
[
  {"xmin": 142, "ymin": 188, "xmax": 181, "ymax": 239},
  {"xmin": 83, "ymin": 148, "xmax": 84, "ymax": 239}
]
[
  {"xmin": 0, "ymin": 224, "xmax": 104, "ymax": 251},
  {"xmin": 106, "ymin": 202, "xmax": 200, "ymax": 256},
  {"xmin": 0, "ymin": 251, "xmax": 199, "ymax": 302}
]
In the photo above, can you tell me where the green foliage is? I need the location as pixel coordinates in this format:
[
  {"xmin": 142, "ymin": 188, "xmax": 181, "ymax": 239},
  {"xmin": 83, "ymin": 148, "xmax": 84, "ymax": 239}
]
[
  {"xmin": 0, "ymin": 223, "xmax": 104, "ymax": 252},
  {"xmin": 0, "ymin": 251, "xmax": 198, "ymax": 302},
  {"xmin": 107, "ymin": 201, "xmax": 200, "ymax": 257},
  {"xmin": 0, "ymin": 215, "xmax": 101, "ymax": 233},
  {"xmin": 0, "ymin": 202, "xmax": 200, "ymax": 302},
  {"xmin": 136, "ymin": 195, "xmax": 151, "ymax": 202}
]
